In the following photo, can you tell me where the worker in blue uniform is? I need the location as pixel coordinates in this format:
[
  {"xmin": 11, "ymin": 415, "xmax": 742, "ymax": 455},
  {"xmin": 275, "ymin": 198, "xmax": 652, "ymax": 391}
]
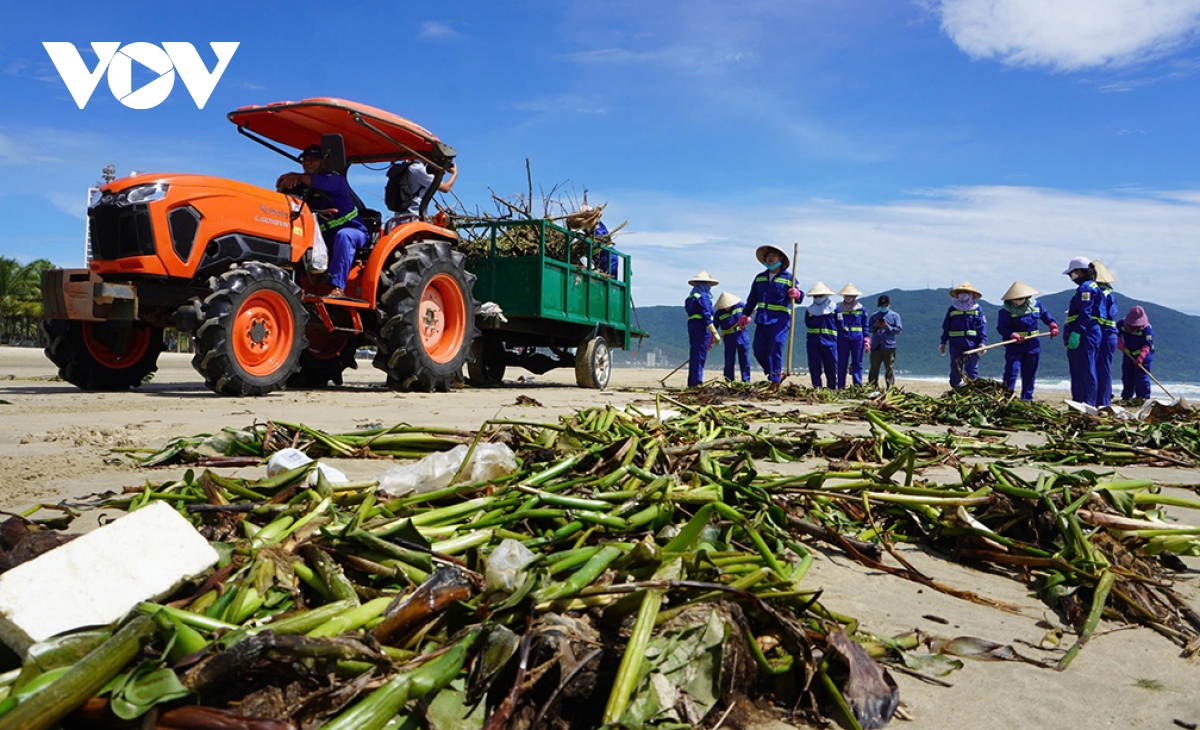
[
  {"xmin": 996, "ymin": 281, "xmax": 1059, "ymax": 400},
  {"xmin": 684, "ymin": 271, "xmax": 720, "ymax": 388},
  {"xmin": 1063, "ymin": 256, "xmax": 1105, "ymax": 405},
  {"xmin": 867, "ymin": 295, "xmax": 903, "ymax": 390},
  {"xmin": 739, "ymin": 245, "xmax": 804, "ymax": 385},
  {"xmin": 714, "ymin": 291, "xmax": 750, "ymax": 382},
  {"xmin": 1118, "ymin": 306, "xmax": 1154, "ymax": 400},
  {"xmin": 836, "ymin": 284, "xmax": 869, "ymax": 389},
  {"xmin": 1091, "ymin": 261, "xmax": 1118, "ymax": 406},
  {"xmin": 804, "ymin": 282, "xmax": 838, "ymax": 388},
  {"xmin": 939, "ymin": 282, "xmax": 988, "ymax": 388},
  {"xmin": 277, "ymin": 144, "xmax": 369, "ymax": 299}
]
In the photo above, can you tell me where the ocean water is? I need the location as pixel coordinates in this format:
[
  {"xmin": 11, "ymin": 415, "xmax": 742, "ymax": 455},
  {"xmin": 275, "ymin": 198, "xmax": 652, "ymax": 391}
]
[{"xmin": 900, "ymin": 375, "xmax": 1200, "ymax": 400}]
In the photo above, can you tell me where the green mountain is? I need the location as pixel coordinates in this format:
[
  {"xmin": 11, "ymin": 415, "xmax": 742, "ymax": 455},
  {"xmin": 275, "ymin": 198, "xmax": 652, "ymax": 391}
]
[{"xmin": 624, "ymin": 288, "xmax": 1200, "ymax": 383}]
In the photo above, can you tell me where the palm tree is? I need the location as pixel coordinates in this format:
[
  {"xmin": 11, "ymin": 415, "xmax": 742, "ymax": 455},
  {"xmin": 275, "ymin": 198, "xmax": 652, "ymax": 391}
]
[{"xmin": 0, "ymin": 257, "xmax": 54, "ymax": 344}]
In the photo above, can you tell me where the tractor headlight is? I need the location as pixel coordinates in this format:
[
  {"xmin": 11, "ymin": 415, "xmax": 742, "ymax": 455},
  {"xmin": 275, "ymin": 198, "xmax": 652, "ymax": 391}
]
[
  {"xmin": 122, "ymin": 182, "xmax": 169, "ymax": 205},
  {"xmin": 88, "ymin": 188, "xmax": 104, "ymax": 208}
]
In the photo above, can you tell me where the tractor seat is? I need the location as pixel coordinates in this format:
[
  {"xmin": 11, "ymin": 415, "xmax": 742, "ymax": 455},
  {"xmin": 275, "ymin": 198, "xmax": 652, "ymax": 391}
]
[{"xmin": 357, "ymin": 208, "xmax": 382, "ymax": 242}]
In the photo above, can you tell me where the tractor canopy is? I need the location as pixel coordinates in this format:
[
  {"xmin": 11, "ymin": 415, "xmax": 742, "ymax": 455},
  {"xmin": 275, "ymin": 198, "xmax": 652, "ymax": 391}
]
[{"xmin": 227, "ymin": 98, "xmax": 454, "ymax": 167}]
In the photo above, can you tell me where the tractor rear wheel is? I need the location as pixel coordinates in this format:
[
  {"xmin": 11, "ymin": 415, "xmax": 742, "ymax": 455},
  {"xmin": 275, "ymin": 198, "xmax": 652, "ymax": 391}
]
[
  {"xmin": 374, "ymin": 241, "xmax": 477, "ymax": 392},
  {"xmin": 466, "ymin": 334, "xmax": 506, "ymax": 386},
  {"xmin": 289, "ymin": 330, "xmax": 358, "ymax": 388},
  {"xmin": 191, "ymin": 263, "xmax": 307, "ymax": 396},
  {"xmin": 43, "ymin": 320, "xmax": 165, "ymax": 391},
  {"xmin": 575, "ymin": 336, "xmax": 611, "ymax": 389}
]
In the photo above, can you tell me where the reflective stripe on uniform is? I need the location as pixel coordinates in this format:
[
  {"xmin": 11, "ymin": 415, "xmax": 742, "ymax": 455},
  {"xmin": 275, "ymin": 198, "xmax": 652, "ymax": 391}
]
[
  {"xmin": 1096, "ymin": 317, "xmax": 1116, "ymax": 327},
  {"xmin": 320, "ymin": 207, "xmax": 359, "ymax": 232},
  {"xmin": 948, "ymin": 330, "xmax": 977, "ymax": 337},
  {"xmin": 808, "ymin": 328, "xmax": 837, "ymax": 336}
]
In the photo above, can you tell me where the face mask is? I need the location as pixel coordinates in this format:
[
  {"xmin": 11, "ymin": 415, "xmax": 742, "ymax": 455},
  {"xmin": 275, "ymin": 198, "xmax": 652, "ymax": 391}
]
[
  {"xmin": 956, "ymin": 293, "xmax": 973, "ymax": 304},
  {"xmin": 814, "ymin": 296, "xmax": 829, "ymax": 306},
  {"xmin": 765, "ymin": 260, "xmax": 782, "ymax": 271},
  {"xmin": 878, "ymin": 306, "xmax": 889, "ymax": 313},
  {"xmin": 695, "ymin": 283, "xmax": 712, "ymax": 293}
]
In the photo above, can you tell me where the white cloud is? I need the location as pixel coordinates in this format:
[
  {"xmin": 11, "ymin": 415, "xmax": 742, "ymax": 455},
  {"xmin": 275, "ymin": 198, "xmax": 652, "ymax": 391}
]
[
  {"xmin": 932, "ymin": 0, "xmax": 1200, "ymax": 71},
  {"xmin": 419, "ymin": 21, "xmax": 458, "ymax": 40},
  {"xmin": 606, "ymin": 186, "xmax": 1200, "ymax": 314},
  {"xmin": 46, "ymin": 192, "xmax": 87, "ymax": 221},
  {"xmin": 514, "ymin": 95, "xmax": 607, "ymax": 115}
]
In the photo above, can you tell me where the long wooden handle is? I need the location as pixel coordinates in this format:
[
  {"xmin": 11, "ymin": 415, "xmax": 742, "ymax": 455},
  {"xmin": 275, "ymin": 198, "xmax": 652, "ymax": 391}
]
[
  {"xmin": 661, "ymin": 358, "xmax": 689, "ymax": 385},
  {"xmin": 1120, "ymin": 347, "xmax": 1174, "ymax": 400},
  {"xmin": 962, "ymin": 331, "xmax": 1050, "ymax": 356},
  {"xmin": 785, "ymin": 242, "xmax": 800, "ymax": 374}
]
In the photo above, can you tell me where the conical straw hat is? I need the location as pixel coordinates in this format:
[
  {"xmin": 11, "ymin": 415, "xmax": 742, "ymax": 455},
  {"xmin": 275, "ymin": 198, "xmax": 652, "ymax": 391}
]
[
  {"xmin": 714, "ymin": 291, "xmax": 740, "ymax": 311},
  {"xmin": 838, "ymin": 283, "xmax": 862, "ymax": 297},
  {"xmin": 807, "ymin": 281, "xmax": 835, "ymax": 297},
  {"xmin": 1091, "ymin": 260, "xmax": 1115, "ymax": 284},
  {"xmin": 688, "ymin": 270, "xmax": 719, "ymax": 286},
  {"xmin": 755, "ymin": 245, "xmax": 790, "ymax": 272},
  {"xmin": 1001, "ymin": 281, "xmax": 1037, "ymax": 301},
  {"xmin": 949, "ymin": 281, "xmax": 983, "ymax": 298}
]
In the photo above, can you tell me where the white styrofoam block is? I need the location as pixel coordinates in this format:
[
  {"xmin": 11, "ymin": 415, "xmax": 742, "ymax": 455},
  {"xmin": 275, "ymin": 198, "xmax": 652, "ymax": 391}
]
[{"xmin": 0, "ymin": 501, "xmax": 219, "ymax": 654}]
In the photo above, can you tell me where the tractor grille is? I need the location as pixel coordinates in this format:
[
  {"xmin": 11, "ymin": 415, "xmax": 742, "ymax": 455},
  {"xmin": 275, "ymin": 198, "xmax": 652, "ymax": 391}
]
[{"xmin": 87, "ymin": 203, "xmax": 157, "ymax": 261}]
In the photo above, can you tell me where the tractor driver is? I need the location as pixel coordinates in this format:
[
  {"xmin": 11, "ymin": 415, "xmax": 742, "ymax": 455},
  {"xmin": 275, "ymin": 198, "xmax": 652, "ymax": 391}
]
[{"xmin": 276, "ymin": 144, "xmax": 368, "ymax": 299}]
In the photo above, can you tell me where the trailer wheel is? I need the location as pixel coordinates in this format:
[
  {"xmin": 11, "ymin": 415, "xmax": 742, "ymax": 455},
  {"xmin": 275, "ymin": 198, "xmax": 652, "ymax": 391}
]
[
  {"xmin": 575, "ymin": 336, "xmax": 611, "ymax": 389},
  {"xmin": 466, "ymin": 335, "xmax": 506, "ymax": 386},
  {"xmin": 375, "ymin": 241, "xmax": 477, "ymax": 392},
  {"xmin": 43, "ymin": 320, "xmax": 165, "ymax": 391},
  {"xmin": 289, "ymin": 331, "xmax": 358, "ymax": 388},
  {"xmin": 191, "ymin": 263, "xmax": 307, "ymax": 396}
]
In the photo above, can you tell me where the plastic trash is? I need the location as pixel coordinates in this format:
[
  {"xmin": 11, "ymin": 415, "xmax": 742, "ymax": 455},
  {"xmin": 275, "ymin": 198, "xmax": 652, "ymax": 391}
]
[
  {"xmin": 266, "ymin": 448, "xmax": 349, "ymax": 486},
  {"xmin": 377, "ymin": 443, "xmax": 517, "ymax": 499},
  {"xmin": 267, "ymin": 448, "xmax": 312, "ymax": 475},
  {"xmin": 196, "ymin": 428, "xmax": 258, "ymax": 457},
  {"xmin": 485, "ymin": 538, "xmax": 536, "ymax": 594}
]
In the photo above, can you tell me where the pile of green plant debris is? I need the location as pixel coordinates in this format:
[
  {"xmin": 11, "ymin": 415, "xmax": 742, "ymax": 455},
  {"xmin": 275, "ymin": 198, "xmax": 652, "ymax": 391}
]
[
  {"xmin": 672, "ymin": 381, "xmax": 1199, "ymax": 468},
  {"xmin": 3, "ymin": 400, "xmax": 1200, "ymax": 730}
]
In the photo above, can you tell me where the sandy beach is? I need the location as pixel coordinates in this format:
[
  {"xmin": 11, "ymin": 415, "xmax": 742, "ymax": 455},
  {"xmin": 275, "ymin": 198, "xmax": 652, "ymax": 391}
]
[{"xmin": 1, "ymin": 345, "xmax": 1198, "ymax": 729}]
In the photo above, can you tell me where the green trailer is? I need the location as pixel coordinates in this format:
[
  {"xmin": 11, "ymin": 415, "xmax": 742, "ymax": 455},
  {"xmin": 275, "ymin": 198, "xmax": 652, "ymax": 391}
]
[{"xmin": 460, "ymin": 218, "xmax": 645, "ymax": 388}]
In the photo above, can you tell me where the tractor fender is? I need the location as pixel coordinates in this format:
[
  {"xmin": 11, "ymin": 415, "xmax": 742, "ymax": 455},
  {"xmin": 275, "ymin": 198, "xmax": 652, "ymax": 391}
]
[{"xmin": 359, "ymin": 221, "xmax": 456, "ymax": 304}]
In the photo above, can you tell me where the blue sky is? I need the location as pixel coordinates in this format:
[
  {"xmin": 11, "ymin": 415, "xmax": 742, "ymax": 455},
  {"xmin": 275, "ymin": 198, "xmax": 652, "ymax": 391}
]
[{"xmin": 3, "ymin": 0, "xmax": 1200, "ymax": 312}]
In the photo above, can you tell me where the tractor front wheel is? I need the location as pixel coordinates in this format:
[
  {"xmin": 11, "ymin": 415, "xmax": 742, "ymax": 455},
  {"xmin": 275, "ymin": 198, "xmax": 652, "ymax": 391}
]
[
  {"xmin": 374, "ymin": 241, "xmax": 477, "ymax": 392},
  {"xmin": 43, "ymin": 320, "xmax": 165, "ymax": 391},
  {"xmin": 191, "ymin": 263, "xmax": 307, "ymax": 396}
]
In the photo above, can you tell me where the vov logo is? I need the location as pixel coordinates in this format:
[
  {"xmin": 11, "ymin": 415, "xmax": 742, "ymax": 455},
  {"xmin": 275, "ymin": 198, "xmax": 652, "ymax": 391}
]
[{"xmin": 43, "ymin": 42, "xmax": 239, "ymax": 110}]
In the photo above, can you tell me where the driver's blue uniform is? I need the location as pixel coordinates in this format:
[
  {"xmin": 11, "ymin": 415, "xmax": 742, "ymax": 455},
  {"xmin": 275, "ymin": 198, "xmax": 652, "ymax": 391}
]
[{"xmin": 309, "ymin": 172, "xmax": 368, "ymax": 290}]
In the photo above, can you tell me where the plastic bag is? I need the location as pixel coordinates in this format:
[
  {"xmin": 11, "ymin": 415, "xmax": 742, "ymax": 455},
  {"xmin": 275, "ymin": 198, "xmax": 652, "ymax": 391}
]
[
  {"xmin": 308, "ymin": 213, "xmax": 328, "ymax": 273},
  {"xmin": 266, "ymin": 447, "xmax": 348, "ymax": 486},
  {"xmin": 485, "ymin": 538, "xmax": 536, "ymax": 594},
  {"xmin": 377, "ymin": 443, "xmax": 517, "ymax": 499}
]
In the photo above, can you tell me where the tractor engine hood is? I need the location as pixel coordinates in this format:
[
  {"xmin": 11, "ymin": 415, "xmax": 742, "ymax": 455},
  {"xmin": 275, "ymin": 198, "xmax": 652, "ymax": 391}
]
[{"xmin": 87, "ymin": 173, "xmax": 305, "ymax": 280}]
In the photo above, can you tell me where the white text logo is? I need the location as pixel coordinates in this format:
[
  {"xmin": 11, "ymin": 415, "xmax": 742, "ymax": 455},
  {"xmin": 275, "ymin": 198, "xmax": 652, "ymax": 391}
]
[{"xmin": 42, "ymin": 42, "xmax": 239, "ymax": 110}]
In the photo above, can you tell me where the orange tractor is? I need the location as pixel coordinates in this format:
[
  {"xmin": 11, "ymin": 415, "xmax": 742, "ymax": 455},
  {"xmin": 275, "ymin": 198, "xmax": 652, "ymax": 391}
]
[{"xmin": 41, "ymin": 99, "xmax": 476, "ymax": 395}]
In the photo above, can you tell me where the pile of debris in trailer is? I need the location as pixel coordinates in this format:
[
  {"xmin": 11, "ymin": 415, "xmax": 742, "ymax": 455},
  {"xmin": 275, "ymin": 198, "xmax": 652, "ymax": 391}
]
[{"xmin": 1, "ymin": 390, "xmax": 1199, "ymax": 729}]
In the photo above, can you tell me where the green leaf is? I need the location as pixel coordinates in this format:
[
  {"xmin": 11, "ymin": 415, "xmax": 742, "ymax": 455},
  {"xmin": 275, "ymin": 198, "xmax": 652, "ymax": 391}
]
[
  {"xmin": 898, "ymin": 649, "xmax": 963, "ymax": 677},
  {"xmin": 621, "ymin": 609, "xmax": 727, "ymax": 728},
  {"xmin": 109, "ymin": 666, "xmax": 190, "ymax": 720},
  {"xmin": 426, "ymin": 678, "xmax": 486, "ymax": 730}
]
